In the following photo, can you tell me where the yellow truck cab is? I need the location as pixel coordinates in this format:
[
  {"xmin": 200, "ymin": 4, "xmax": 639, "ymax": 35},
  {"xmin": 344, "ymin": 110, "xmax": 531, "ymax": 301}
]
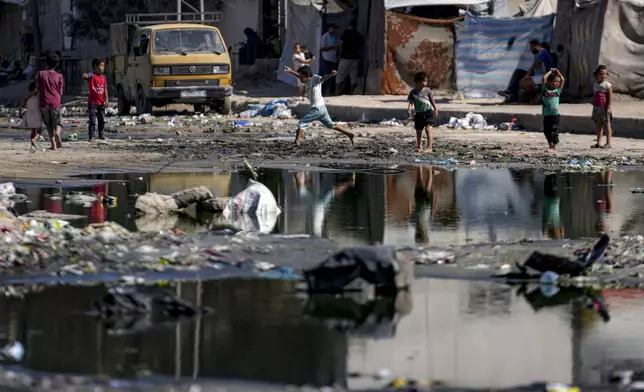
[{"xmin": 110, "ymin": 13, "xmax": 233, "ymax": 115}]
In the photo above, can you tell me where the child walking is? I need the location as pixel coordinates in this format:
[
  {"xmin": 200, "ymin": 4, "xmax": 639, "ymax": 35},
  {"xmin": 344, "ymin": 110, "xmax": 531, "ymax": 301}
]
[
  {"xmin": 541, "ymin": 68, "xmax": 564, "ymax": 150},
  {"xmin": 591, "ymin": 65, "xmax": 613, "ymax": 149},
  {"xmin": 82, "ymin": 58, "xmax": 108, "ymax": 141},
  {"xmin": 21, "ymin": 82, "xmax": 42, "ymax": 152},
  {"xmin": 35, "ymin": 52, "xmax": 64, "ymax": 150},
  {"xmin": 283, "ymin": 65, "xmax": 354, "ymax": 146},
  {"xmin": 407, "ymin": 72, "xmax": 438, "ymax": 152}
]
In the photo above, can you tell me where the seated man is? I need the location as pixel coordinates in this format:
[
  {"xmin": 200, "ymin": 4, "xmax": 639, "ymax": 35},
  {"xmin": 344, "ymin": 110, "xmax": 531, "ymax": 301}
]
[{"xmin": 499, "ymin": 39, "xmax": 554, "ymax": 103}]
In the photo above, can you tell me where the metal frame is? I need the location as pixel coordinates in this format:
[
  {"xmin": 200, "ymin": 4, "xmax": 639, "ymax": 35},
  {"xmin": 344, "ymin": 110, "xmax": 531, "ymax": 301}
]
[{"xmin": 125, "ymin": 12, "xmax": 222, "ymax": 27}]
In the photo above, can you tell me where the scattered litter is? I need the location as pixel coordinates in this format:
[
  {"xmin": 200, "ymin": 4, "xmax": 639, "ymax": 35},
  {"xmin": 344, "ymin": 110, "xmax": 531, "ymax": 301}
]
[
  {"xmin": 414, "ymin": 157, "xmax": 458, "ymax": 165},
  {"xmin": 446, "ymin": 112, "xmax": 493, "ymax": 130},
  {"xmin": 380, "ymin": 118, "xmax": 404, "ymax": 127},
  {"xmin": 566, "ymin": 158, "xmax": 593, "ymax": 167},
  {"xmin": 237, "ymin": 100, "xmax": 293, "ymax": 119}
]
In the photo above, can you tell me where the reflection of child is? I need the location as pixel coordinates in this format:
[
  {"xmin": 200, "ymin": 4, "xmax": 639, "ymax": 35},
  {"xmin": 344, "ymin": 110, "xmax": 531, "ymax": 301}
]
[
  {"xmin": 90, "ymin": 184, "xmax": 107, "ymax": 223},
  {"xmin": 594, "ymin": 171, "xmax": 612, "ymax": 234},
  {"xmin": 542, "ymin": 174, "xmax": 564, "ymax": 239},
  {"xmin": 413, "ymin": 166, "xmax": 436, "ymax": 244}
]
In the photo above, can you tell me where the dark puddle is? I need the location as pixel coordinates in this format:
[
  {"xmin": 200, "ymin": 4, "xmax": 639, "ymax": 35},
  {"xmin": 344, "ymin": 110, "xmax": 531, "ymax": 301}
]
[
  {"xmin": 4, "ymin": 166, "xmax": 644, "ymax": 246},
  {"xmin": 0, "ymin": 278, "xmax": 640, "ymax": 389}
]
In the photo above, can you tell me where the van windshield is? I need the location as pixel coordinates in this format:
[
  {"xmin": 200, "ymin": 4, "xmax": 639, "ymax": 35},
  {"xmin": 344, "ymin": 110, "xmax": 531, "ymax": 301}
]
[{"xmin": 153, "ymin": 29, "xmax": 226, "ymax": 55}]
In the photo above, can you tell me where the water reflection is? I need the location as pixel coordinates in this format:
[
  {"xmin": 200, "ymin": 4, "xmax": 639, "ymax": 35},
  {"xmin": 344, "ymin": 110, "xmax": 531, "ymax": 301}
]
[
  {"xmin": 4, "ymin": 166, "xmax": 640, "ymax": 246},
  {"xmin": 0, "ymin": 279, "xmax": 641, "ymax": 389}
]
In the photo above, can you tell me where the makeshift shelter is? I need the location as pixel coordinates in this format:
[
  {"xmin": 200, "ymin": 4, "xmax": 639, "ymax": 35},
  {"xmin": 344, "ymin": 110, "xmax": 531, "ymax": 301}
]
[
  {"xmin": 277, "ymin": 0, "xmax": 385, "ymax": 94},
  {"xmin": 553, "ymin": 0, "xmax": 644, "ymax": 98},
  {"xmin": 381, "ymin": 12, "xmax": 461, "ymax": 94},
  {"xmin": 455, "ymin": 13, "xmax": 555, "ymax": 98}
]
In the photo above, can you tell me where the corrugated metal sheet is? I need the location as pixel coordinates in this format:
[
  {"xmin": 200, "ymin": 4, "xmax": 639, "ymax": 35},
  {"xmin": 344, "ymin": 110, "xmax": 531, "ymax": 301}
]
[
  {"xmin": 455, "ymin": 13, "xmax": 555, "ymax": 98},
  {"xmin": 381, "ymin": 12, "xmax": 458, "ymax": 95}
]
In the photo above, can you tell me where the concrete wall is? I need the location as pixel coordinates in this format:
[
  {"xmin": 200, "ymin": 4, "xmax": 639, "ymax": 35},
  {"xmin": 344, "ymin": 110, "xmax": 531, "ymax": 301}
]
[{"xmin": 347, "ymin": 278, "xmax": 573, "ymax": 389}]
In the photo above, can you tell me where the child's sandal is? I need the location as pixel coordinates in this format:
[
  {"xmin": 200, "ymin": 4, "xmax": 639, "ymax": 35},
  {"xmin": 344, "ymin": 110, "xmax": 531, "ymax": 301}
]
[{"xmin": 591, "ymin": 144, "xmax": 601, "ymax": 148}]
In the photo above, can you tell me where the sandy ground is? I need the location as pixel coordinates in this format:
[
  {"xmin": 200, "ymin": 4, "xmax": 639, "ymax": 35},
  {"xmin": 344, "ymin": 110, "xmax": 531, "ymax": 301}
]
[{"xmin": 0, "ymin": 121, "xmax": 642, "ymax": 179}]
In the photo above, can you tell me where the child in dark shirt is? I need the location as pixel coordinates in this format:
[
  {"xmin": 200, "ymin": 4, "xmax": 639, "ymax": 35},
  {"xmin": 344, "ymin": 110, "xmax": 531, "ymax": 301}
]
[{"xmin": 407, "ymin": 72, "xmax": 439, "ymax": 152}]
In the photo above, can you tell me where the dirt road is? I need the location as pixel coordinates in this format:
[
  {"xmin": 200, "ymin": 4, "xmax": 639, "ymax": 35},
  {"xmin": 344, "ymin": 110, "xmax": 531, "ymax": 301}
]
[{"xmin": 0, "ymin": 121, "xmax": 642, "ymax": 179}]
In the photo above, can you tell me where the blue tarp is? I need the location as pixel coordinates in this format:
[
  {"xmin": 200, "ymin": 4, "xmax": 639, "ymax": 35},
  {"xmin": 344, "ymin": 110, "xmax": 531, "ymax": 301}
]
[{"xmin": 455, "ymin": 13, "xmax": 555, "ymax": 98}]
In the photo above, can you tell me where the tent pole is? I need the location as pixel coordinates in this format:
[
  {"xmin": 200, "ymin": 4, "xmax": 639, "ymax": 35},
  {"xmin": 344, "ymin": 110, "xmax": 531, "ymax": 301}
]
[{"xmin": 361, "ymin": 0, "xmax": 373, "ymax": 95}]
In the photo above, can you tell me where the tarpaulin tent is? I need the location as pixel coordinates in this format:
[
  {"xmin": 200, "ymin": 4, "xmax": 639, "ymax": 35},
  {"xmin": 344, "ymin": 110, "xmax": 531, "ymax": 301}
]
[
  {"xmin": 276, "ymin": 2, "xmax": 323, "ymax": 87},
  {"xmin": 385, "ymin": 0, "xmax": 487, "ymax": 7},
  {"xmin": 381, "ymin": 12, "xmax": 460, "ymax": 94},
  {"xmin": 553, "ymin": 0, "xmax": 644, "ymax": 98},
  {"xmin": 455, "ymin": 13, "xmax": 555, "ymax": 98}
]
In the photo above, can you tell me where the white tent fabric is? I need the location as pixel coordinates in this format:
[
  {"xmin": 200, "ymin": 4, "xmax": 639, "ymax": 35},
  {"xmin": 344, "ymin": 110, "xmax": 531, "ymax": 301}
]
[
  {"xmin": 277, "ymin": 2, "xmax": 322, "ymax": 87},
  {"xmin": 517, "ymin": 0, "xmax": 558, "ymax": 16},
  {"xmin": 385, "ymin": 0, "xmax": 488, "ymax": 8}
]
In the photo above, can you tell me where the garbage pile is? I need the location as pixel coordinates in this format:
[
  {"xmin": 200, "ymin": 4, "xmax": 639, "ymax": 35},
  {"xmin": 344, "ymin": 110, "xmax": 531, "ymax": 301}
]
[
  {"xmin": 237, "ymin": 99, "xmax": 294, "ymax": 119},
  {"xmin": 494, "ymin": 234, "xmax": 612, "ymax": 322}
]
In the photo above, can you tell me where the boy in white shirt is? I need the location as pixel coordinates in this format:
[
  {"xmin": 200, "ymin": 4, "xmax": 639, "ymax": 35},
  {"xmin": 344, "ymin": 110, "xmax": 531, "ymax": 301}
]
[{"xmin": 283, "ymin": 65, "xmax": 354, "ymax": 147}]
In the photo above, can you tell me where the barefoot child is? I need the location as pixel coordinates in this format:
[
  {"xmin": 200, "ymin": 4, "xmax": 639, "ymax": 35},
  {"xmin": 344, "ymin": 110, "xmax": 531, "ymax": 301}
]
[
  {"xmin": 21, "ymin": 82, "xmax": 42, "ymax": 152},
  {"xmin": 82, "ymin": 58, "xmax": 108, "ymax": 141},
  {"xmin": 407, "ymin": 72, "xmax": 438, "ymax": 152},
  {"xmin": 35, "ymin": 52, "xmax": 64, "ymax": 150},
  {"xmin": 591, "ymin": 65, "xmax": 613, "ymax": 149},
  {"xmin": 283, "ymin": 65, "xmax": 354, "ymax": 146},
  {"xmin": 541, "ymin": 68, "xmax": 564, "ymax": 150}
]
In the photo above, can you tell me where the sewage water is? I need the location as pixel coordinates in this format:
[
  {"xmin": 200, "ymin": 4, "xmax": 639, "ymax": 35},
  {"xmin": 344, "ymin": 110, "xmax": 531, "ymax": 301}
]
[
  {"xmin": 0, "ymin": 278, "xmax": 640, "ymax": 389},
  {"xmin": 6, "ymin": 166, "xmax": 642, "ymax": 246}
]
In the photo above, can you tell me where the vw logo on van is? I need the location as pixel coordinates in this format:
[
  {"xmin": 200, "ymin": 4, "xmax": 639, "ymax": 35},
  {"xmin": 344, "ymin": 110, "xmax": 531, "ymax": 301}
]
[{"xmin": 189, "ymin": 65, "xmax": 197, "ymax": 73}]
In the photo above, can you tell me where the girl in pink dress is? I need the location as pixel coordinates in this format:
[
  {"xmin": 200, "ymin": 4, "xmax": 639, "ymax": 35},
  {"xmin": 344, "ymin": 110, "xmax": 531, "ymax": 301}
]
[{"xmin": 591, "ymin": 65, "xmax": 613, "ymax": 149}]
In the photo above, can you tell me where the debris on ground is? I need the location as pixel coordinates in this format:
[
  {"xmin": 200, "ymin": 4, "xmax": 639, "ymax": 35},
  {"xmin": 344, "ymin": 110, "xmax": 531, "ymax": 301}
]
[
  {"xmin": 446, "ymin": 112, "xmax": 496, "ymax": 130},
  {"xmin": 237, "ymin": 100, "xmax": 294, "ymax": 119},
  {"xmin": 303, "ymin": 246, "xmax": 414, "ymax": 295},
  {"xmin": 135, "ymin": 186, "xmax": 213, "ymax": 216},
  {"xmin": 222, "ymin": 179, "xmax": 281, "ymax": 233},
  {"xmin": 495, "ymin": 234, "xmax": 610, "ymax": 282}
]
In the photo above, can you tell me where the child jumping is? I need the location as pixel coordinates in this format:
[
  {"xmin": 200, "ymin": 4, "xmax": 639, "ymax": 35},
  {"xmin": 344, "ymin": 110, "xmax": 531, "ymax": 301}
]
[
  {"xmin": 541, "ymin": 68, "xmax": 564, "ymax": 150},
  {"xmin": 407, "ymin": 72, "xmax": 438, "ymax": 152},
  {"xmin": 283, "ymin": 65, "xmax": 354, "ymax": 146},
  {"xmin": 21, "ymin": 81, "xmax": 42, "ymax": 152},
  {"xmin": 591, "ymin": 65, "xmax": 613, "ymax": 149},
  {"xmin": 82, "ymin": 57, "xmax": 108, "ymax": 142}
]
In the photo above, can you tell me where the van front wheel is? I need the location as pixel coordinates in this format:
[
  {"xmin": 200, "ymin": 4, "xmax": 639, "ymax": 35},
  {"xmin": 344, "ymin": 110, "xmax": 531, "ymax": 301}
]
[
  {"xmin": 215, "ymin": 97, "xmax": 232, "ymax": 115},
  {"xmin": 117, "ymin": 87, "xmax": 131, "ymax": 116},
  {"xmin": 136, "ymin": 87, "xmax": 153, "ymax": 115}
]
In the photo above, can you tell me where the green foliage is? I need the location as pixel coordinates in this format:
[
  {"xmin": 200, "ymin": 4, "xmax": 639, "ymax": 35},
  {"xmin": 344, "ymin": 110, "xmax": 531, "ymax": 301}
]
[{"xmin": 65, "ymin": 0, "xmax": 171, "ymax": 44}]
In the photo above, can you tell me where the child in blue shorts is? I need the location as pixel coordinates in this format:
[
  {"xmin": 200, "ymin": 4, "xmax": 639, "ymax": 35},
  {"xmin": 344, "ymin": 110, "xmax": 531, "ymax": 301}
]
[{"xmin": 284, "ymin": 65, "xmax": 354, "ymax": 146}]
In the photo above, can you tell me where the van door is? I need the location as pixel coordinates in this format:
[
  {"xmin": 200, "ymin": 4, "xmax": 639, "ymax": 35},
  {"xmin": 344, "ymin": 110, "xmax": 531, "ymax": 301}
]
[
  {"xmin": 135, "ymin": 32, "xmax": 152, "ymax": 96},
  {"xmin": 127, "ymin": 32, "xmax": 141, "ymax": 100}
]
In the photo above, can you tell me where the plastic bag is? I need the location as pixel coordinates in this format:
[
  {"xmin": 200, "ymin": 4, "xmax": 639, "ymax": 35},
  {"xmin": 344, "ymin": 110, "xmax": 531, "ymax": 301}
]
[
  {"xmin": 0, "ymin": 182, "xmax": 16, "ymax": 197},
  {"xmin": 222, "ymin": 179, "xmax": 281, "ymax": 233}
]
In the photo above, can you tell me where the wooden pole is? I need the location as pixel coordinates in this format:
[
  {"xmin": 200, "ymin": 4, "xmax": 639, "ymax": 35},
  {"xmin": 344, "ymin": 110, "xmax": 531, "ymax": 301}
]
[{"xmin": 29, "ymin": 0, "xmax": 43, "ymax": 70}]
